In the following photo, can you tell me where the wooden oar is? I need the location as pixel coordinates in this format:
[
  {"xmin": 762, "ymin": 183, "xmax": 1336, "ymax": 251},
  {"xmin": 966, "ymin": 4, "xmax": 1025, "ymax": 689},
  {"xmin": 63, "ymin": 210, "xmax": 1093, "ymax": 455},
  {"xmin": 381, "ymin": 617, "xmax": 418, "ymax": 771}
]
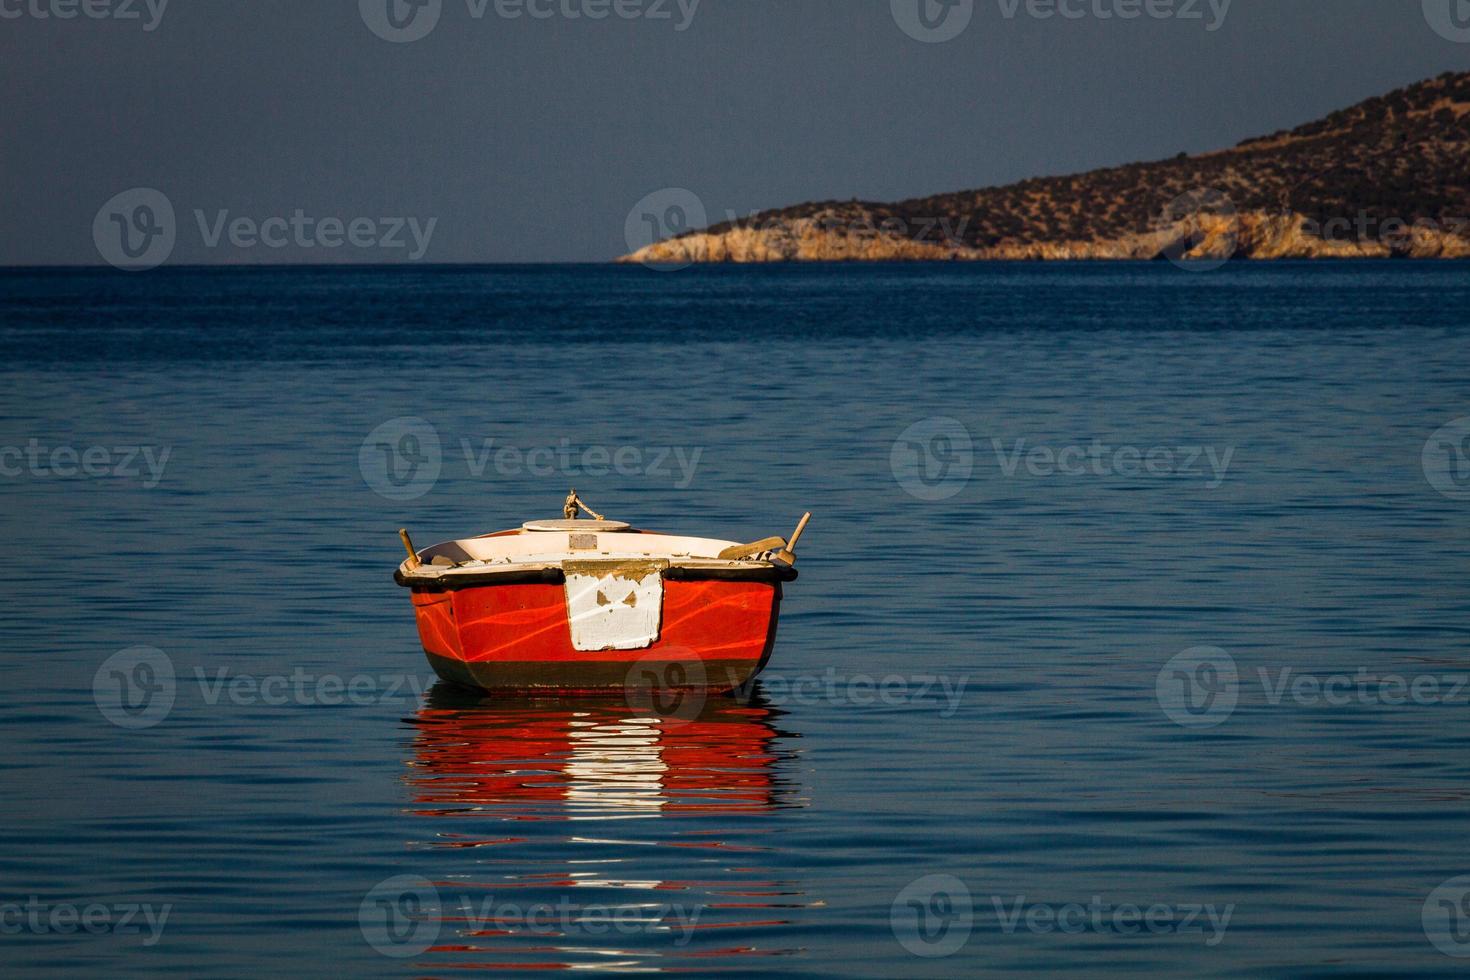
[
  {"xmin": 776, "ymin": 512, "xmax": 812, "ymax": 565},
  {"xmin": 399, "ymin": 528, "xmax": 422, "ymax": 570},
  {"xmin": 718, "ymin": 535, "xmax": 788, "ymax": 560},
  {"xmin": 717, "ymin": 511, "xmax": 813, "ymax": 563}
]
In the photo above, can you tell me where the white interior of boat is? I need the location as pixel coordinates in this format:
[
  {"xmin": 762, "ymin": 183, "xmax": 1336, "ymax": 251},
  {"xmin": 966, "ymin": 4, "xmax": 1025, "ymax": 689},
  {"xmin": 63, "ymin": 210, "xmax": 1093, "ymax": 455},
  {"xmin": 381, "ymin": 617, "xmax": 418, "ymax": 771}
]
[
  {"xmin": 464, "ymin": 526, "xmax": 738, "ymax": 563},
  {"xmin": 400, "ymin": 519, "xmax": 773, "ymax": 578}
]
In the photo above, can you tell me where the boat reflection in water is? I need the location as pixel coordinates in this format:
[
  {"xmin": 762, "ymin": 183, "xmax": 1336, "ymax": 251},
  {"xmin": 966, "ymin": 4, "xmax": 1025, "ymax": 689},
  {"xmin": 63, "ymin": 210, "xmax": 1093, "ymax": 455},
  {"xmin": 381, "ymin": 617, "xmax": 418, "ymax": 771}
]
[{"xmin": 395, "ymin": 682, "xmax": 810, "ymax": 972}]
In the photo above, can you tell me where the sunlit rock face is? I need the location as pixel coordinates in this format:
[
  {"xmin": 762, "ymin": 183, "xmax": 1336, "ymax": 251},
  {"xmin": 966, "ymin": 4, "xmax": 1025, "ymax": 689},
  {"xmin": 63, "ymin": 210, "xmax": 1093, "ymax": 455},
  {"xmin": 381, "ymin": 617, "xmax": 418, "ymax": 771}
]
[{"xmin": 620, "ymin": 71, "xmax": 1470, "ymax": 264}]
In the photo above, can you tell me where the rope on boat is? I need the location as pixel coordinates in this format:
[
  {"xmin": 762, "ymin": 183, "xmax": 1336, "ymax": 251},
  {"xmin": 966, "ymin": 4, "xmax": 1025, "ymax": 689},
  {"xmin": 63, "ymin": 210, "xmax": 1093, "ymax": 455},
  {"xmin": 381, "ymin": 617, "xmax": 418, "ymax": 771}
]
[{"xmin": 563, "ymin": 489, "xmax": 606, "ymax": 521}]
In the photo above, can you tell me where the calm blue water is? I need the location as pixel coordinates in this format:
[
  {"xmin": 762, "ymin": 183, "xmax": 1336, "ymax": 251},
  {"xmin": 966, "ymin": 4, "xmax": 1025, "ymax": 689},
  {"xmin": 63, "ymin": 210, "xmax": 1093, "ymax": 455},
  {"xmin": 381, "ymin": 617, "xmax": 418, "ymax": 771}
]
[{"xmin": 1, "ymin": 262, "xmax": 1469, "ymax": 977}]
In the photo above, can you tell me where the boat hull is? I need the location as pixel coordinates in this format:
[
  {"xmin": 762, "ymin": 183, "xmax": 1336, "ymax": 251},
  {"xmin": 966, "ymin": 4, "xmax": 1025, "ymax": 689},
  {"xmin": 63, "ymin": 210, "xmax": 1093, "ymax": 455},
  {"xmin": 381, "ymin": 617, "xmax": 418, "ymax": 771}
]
[{"xmin": 409, "ymin": 578, "xmax": 782, "ymax": 695}]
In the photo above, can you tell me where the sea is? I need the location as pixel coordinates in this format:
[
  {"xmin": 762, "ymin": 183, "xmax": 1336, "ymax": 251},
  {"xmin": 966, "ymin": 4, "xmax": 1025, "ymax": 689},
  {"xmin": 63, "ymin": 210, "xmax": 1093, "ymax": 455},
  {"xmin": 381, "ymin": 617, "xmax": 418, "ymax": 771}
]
[{"xmin": 1, "ymin": 261, "xmax": 1468, "ymax": 977}]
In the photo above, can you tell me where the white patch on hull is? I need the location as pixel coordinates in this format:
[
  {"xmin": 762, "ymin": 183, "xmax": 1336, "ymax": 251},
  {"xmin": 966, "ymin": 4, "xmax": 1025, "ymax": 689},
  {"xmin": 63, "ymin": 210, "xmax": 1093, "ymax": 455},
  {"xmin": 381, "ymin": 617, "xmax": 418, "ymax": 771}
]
[{"xmin": 564, "ymin": 564, "xmax": 664, "ymax": 651}]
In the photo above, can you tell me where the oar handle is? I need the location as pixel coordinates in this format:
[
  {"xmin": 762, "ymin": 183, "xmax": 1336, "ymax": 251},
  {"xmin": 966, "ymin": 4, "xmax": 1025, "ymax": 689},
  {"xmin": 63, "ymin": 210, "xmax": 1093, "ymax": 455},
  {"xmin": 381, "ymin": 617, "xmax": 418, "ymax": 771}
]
[
  {"xmin": 399, "ymin": 528, "xmax": 422, "ymax": 570},
  {"xmin": 786, "ymin": 512, "xmax": 812, "ymax": 553},
  {"xmin": 776, "ymin": 512, "xmax": 812, "ymax": 565}
]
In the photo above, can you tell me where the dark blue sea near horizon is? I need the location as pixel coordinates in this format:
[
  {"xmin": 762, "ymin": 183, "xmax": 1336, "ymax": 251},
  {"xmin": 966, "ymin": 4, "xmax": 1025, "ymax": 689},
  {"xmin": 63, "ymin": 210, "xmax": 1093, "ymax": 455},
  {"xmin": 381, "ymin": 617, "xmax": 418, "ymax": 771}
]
[{"xmin": 1, "ymin": 262, "xmax": 1469, "ymax": 978}]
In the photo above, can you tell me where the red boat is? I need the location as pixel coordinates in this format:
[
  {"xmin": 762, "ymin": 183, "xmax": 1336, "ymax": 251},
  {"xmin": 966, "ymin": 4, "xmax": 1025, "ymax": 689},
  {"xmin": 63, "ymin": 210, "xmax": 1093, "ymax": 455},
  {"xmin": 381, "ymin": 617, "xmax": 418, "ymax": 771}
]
[{"xmin": 395, "ymin": 492, "xmax": 809, "ymax": 695}]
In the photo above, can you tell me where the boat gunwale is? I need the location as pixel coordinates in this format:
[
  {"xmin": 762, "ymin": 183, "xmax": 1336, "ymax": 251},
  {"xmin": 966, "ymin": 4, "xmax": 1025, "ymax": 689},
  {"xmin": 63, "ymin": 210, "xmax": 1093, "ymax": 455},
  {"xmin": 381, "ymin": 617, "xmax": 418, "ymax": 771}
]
[{"xmin": 395, "ymin": 559, "xmax": 797, "ymax": 591}]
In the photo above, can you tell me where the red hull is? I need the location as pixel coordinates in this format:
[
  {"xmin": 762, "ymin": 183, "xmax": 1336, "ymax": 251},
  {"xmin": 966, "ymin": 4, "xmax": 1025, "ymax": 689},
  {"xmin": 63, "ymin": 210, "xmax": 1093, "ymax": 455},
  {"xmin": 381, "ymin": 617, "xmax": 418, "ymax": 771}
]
[{"xmin": 410, "ymin": 579, "xmax": 782, "ymax": 694}]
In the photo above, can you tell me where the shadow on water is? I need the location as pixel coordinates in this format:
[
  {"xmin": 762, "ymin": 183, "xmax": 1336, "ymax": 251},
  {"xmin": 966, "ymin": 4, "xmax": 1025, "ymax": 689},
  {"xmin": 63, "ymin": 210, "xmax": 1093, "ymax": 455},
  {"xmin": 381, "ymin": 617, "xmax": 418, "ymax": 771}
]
[{"xmin": 386, "ymin": 681, "xmax": 813, "ymax": 972}]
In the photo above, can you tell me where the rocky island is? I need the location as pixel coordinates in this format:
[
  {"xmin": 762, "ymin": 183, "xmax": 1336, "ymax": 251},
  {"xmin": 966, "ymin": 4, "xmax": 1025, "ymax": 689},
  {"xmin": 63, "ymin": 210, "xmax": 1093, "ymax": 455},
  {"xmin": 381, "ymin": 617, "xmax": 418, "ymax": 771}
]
[{"xmin": 621, "ymin": 71, "xmax": 1470, "ymax": 264}]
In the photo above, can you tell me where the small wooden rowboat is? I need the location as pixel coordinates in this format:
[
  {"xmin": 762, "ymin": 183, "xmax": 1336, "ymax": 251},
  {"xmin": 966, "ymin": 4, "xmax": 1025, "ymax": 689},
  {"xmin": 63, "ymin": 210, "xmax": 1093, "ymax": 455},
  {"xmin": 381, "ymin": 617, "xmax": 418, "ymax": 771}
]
[{"xmin": 395, "ymin": 492, "xmax": 809, "ymax": 695}]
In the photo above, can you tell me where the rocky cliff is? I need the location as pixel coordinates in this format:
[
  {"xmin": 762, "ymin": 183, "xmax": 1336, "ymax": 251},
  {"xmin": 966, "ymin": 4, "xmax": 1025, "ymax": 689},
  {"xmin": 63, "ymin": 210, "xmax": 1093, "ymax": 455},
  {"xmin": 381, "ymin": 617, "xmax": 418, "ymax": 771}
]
[{"xmin": 621, "ymin": 71, "xmax": 1470, "ymax": 264}]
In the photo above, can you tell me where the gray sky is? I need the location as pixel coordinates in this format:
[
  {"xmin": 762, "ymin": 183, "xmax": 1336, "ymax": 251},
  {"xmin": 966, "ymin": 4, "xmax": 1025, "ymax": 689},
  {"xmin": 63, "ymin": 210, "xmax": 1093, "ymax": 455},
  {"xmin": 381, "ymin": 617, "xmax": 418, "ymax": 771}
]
[{"xmin": 3, "ymin": 0, "xmax": 1467, "ymax": 264}]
